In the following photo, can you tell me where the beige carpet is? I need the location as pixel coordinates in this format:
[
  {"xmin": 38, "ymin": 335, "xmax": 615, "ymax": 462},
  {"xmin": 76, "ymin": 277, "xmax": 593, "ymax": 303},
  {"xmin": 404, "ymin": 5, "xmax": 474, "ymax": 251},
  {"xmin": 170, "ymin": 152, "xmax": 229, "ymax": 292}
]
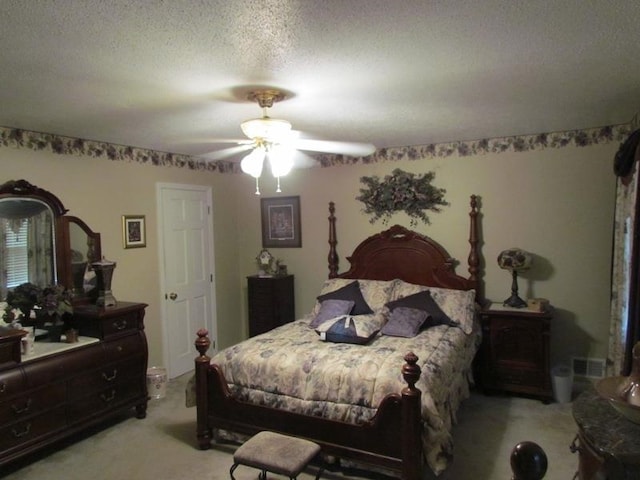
[{"xmin": 1, "ymin": 373, "xmax": 579, "ymax": 480}]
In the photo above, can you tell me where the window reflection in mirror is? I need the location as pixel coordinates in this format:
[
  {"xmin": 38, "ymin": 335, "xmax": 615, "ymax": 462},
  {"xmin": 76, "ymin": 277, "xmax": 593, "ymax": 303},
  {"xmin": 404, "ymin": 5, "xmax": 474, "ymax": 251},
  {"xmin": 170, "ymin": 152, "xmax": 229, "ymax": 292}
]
[{"xmin": 0, "ymin": 198, "xmax": 56, "ymax": 300}]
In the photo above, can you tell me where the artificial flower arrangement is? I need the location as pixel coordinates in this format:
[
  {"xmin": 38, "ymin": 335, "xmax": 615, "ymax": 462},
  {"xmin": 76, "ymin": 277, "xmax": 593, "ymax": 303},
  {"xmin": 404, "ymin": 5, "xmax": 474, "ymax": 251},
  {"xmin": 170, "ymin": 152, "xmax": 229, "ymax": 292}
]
[
  {"xmin": 356, "ymin": 168, "xmax": 449, "ymax": 226},
  {"xmin": 1, "ymin": 282, "xmax": 74, "ymax": 334}
]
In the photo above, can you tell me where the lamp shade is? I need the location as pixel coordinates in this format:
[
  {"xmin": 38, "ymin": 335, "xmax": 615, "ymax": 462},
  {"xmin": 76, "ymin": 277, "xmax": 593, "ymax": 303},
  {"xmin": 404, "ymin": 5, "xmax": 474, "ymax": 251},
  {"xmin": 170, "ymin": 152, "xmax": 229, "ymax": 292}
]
[
  {"xmin": 269, "ymin": 144, "xmax": 295, "ymax": 178},
  {"xmin": 240, "ymin": 147, "xmax": 266, "ymax": 178},
  {"xmin": 497, "ymin": 248, "xmax": 532, "ymax": 272}
]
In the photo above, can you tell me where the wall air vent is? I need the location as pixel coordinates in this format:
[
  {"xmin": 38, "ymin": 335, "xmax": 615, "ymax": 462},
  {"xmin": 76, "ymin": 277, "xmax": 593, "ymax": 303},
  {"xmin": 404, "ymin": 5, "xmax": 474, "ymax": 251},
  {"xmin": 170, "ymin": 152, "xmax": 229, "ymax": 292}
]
[{"xmin": 572, "ymin": 357, "xmax": 606, "ymax": 378}]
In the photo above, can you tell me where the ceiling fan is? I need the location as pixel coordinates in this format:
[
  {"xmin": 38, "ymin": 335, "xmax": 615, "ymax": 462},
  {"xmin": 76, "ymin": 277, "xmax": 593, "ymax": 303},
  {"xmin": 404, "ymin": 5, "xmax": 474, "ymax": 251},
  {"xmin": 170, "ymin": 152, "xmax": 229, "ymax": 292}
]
[{"xmin": 208, "ymin": 89, "xmax": 376, "ymax": 195}]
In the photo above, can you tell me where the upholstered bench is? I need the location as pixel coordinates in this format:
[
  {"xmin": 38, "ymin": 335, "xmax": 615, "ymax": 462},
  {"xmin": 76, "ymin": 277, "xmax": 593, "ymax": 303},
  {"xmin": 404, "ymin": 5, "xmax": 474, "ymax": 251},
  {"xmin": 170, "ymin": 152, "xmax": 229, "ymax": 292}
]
[{"xmin": 229, "ymin": 431, "xmax": 323, "ymax": 480}]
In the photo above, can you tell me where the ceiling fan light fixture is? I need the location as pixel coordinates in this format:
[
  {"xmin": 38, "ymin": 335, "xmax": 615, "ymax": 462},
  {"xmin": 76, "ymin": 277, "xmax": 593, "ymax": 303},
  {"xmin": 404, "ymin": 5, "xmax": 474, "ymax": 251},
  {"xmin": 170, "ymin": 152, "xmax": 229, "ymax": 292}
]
[
  {"xmin": 240, "ymin": 147, "xmax": 265, "ymax": 178},
  {"xmin": 240, "ymin": 117, "xmax": 292, "ymax": 143},
  {"xmin": 269, "ymin": 144, "xmax": 295, "ymax": 178}
]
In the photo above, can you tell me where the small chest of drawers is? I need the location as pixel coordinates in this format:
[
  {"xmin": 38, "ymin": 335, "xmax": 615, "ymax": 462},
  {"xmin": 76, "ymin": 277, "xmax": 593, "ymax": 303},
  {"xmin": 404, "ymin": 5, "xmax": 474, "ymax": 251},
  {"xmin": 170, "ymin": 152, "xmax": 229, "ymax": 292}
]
[{"xmin": 247, "ymin": 275, "xmax": 295, "ymax": 337}]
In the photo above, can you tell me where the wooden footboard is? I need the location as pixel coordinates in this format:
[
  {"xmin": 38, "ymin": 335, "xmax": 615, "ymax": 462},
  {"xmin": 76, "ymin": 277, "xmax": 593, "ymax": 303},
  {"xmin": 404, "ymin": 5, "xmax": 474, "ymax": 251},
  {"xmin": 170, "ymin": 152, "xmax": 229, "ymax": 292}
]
[{"xmin": 194, "ymin": 329, "xmax": 423, "ymax": 480}]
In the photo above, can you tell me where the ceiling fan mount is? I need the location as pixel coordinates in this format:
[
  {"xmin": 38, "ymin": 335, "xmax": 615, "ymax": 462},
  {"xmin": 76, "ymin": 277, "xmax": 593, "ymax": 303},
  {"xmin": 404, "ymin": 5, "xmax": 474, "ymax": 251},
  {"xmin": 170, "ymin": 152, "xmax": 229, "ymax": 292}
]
[{"xmin": 246, "ymin": 89, "xmax": 286, "ymax": 109}]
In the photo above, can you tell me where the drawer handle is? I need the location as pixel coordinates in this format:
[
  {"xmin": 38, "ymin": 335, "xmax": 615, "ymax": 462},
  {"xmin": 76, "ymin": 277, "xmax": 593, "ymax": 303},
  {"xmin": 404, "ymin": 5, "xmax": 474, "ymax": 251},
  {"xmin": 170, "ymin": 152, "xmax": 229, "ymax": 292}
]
[
  {"xmin": 0, "ymin": 382, "xmax": 6, "ymax": 394},
  {"xmin": 569, "ymin": 434, "xmax": 581, "ymax": 454},
  {"xmin": 102, "ymin": 369, "xmax": 118, "ymax": 382},
  {"xmin": 101, "ymin": 389, "xmax": 116, "ymax": 403},
  {"xmin": 11, "ymin": 398, "xmax": 32, "ymax": 414},
  {"xmin": 12, "ymin": 423, "xmax": 32, "ymax": 438},
  {"xmin": 113, "ymin": 319, "xmax": 128, "ymax": 330}
]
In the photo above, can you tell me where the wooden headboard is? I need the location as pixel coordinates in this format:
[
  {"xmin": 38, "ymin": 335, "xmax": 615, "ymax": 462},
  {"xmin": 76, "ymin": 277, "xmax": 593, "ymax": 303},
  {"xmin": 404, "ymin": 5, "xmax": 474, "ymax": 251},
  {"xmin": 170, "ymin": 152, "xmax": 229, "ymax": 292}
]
[{"xmin": 327, "ymin": 195, "xmax": 483, "ymax": 303}]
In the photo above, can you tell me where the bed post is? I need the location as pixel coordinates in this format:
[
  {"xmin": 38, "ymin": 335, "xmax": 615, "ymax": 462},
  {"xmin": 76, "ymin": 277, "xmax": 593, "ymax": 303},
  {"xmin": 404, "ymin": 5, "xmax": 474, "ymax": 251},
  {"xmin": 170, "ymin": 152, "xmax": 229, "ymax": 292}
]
[
  {"xmin": 194, "ymin": 329, "xmax": 212, "ymax": 450},
  {"xmin": 468, "ymin": 195, "xmax": 483, "ymax": 305},
  {"xmin": 401, "ymin": 352, "xmax": 423, "ymax": 480},
  {"xmin": 328, "ymin": 201, "xmax": 339, "ymax": 278}
]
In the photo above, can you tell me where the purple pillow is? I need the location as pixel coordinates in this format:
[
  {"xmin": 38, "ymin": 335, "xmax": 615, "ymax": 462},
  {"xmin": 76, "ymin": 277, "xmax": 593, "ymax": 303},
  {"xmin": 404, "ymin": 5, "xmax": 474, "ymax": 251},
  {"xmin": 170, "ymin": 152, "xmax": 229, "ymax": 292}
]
[
  {"xmin": 385, "ymin": 290, "xmax": 455, "ymax": 328},
  {"xmin": 316, "ymin": 281, "xmax": 373, "ymax": 316},
  {"xmin": 381, "ymin": 307, "xmax": 428, "ymax": 337},
  {"xmin": 310, "ymin": 299, "xmax": 355, "ymax": 328}
]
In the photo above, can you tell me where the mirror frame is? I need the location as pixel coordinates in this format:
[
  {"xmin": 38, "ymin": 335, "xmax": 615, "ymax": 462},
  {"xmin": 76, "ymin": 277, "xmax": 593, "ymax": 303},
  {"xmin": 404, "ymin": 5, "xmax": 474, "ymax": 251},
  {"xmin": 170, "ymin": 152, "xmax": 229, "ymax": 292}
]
[{"xmin": 0, "ymin": 179, "xmax": 102, "ymax": 303}]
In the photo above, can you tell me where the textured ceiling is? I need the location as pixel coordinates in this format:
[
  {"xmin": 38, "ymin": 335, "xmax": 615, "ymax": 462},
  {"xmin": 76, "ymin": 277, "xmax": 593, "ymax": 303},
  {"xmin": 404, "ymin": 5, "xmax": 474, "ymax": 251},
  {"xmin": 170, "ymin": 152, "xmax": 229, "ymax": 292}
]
[{"xmin": 1, "ymin": 0, "xmax": 639, "ymax": 164}]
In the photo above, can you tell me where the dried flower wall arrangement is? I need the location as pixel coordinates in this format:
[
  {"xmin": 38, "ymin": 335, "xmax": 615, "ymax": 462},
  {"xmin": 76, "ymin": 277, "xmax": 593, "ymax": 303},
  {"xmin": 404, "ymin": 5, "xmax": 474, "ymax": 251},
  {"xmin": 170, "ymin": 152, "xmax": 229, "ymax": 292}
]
[{"xmin": 356, "ymin": 168, "xmax": 449, "ymax": 226}]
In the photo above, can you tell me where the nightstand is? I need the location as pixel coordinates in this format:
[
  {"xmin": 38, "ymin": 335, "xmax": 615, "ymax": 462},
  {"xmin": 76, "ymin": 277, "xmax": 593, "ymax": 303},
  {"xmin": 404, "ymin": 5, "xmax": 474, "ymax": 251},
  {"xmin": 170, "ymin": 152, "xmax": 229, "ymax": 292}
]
[
  {"xmin": 247, "ymin": 275, "xmax": 295, "ymax": 337},
  {"xmin": 475, "ymin": 303, "xmax": 553, "ymax": 401}
]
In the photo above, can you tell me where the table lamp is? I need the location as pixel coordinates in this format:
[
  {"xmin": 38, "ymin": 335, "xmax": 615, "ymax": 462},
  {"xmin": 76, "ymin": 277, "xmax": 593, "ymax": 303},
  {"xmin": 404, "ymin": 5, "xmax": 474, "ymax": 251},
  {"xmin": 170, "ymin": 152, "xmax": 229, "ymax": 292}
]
[{"xmin": 497, "ymin": 248, "xmax": 532, "ymax": 308}]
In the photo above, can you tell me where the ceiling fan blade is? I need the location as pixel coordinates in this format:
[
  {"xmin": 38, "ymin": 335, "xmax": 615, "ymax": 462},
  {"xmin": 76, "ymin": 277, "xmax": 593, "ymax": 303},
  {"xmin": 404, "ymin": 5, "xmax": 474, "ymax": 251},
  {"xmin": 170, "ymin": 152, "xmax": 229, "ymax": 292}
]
[
  {"xmin": 291, "ymin": 150, "xmax": 319, "ymax": 169},
  {"xmin": 178, "ymin": 138, "xmax": 251, "ymax": 145},
  {"xmin": 202, "ymin": 144, "xmax": 253, "ymax": 161},
  {"xmin": 292, "ymin": 138, "xmax": 376, "ymax": 157}
]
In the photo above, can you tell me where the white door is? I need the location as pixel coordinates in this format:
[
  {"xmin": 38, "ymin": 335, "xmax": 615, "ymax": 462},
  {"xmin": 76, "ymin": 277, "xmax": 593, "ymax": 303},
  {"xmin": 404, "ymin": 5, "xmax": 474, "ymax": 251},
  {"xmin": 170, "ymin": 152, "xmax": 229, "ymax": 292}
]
[{"xmin": 157, "ymin": 183, "xmax": 216, "ymax": 378}]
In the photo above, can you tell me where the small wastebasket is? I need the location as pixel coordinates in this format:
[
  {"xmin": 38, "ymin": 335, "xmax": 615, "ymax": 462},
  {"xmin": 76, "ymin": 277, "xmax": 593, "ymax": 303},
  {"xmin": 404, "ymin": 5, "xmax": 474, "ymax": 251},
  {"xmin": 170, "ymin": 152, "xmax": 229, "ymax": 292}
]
[
  {"xmin": 551, "ymin": 364, "xmax": 573, "ymax": 403},
  {"xmin": 147, "ymin": 366, "xmax": 168, "ymax": 400}
]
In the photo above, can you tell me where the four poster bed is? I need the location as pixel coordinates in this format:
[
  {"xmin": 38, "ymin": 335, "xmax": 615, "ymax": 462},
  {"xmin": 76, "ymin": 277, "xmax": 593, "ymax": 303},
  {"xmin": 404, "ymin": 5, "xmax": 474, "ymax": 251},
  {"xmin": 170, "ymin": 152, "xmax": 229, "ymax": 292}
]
[{"xmin": 190, "ymin": 196, "xmax": 483, "ymax": 479}]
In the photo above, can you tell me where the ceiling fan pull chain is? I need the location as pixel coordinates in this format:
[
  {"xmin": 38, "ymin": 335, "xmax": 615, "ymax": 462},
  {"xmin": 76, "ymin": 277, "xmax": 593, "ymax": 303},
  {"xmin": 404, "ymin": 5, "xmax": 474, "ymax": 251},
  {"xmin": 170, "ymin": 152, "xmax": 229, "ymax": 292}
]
[
  {"xmin": 276, "ymin": 176, "xmax": 282, "ymax": 193},
  {"xmin": 255, "ymin": 177, "xmax": 261, "ymax": 196}
]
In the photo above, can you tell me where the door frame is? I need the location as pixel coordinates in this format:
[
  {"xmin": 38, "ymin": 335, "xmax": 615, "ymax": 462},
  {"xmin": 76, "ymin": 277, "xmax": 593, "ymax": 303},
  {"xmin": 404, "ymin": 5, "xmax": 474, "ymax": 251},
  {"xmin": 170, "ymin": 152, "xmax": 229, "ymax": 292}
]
[{"xmin": 156, "ymin": 182, "xmax": 217, "ymax": 377}]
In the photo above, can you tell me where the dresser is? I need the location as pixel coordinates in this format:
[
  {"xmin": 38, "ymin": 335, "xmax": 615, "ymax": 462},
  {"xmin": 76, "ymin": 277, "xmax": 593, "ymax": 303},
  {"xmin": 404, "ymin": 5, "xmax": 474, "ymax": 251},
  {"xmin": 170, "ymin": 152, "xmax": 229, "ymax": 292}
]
[
  {"xmin": 0, "ymin": 302, "xmax": 148, "ymax": 467},
  {"xmin": 572, "ymin": 388, "xmax": 640, "ymax": 479},
  {"xmin": 247, "ymin": 275, "xmax": 295, "ymax": 337},
  {"xmin": 476, "ymin": 303, "xmax": 553, "ymax": 401}
]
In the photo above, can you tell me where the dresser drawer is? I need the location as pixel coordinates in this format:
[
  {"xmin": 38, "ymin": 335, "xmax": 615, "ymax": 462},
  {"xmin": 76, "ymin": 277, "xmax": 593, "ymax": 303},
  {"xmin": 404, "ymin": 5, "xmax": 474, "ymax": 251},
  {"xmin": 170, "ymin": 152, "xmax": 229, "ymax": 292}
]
[
  {"xmin": 66, "ymin": 377, "xmax": 145, "ymax": 420},
  {"xmin": 0, "ymin": 406, "xmax": 66, "ymax": 452},
  {"xmin": 67, "ymin": 356, "xmax": 144, "ymax": 399},
  {"xmin": 0, "ymin": 369, "xmax": 26, "ymax": 399},
  {"xmin": 0, "ymin": 341, "xmax": 19, "ymax": 367},
  {"xmin": 104, "ymin": 334, "xmax": 144, "ymax": 361},
  {"xmin": 49, "ymin": 343, "xmax": 105, "ymax": 376},
  {"xmin": 22, "ymin": 357, "xmax": 67, "ymax": 387},
  {"xmin": 101, "ymin": 311, "xmax": 141, "ymax": 338},
  {"xmin": 0, "ymin": 329, "xmax": 24, "ymax": 366},
  {"xmin": 0, "ymin": 383, "xmax": 66, "ymax": 424},
  {"xmin": 495, "ymin": 367, "xmax": 545, "ymax": 389}
]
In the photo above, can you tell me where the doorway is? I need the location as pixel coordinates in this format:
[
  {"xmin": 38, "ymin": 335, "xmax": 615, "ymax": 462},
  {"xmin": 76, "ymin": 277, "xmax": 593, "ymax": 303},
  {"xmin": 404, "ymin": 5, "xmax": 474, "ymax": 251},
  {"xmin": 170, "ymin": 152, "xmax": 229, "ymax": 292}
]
[{"xmin": 157, "ymin": 183, "xmax": 217, "ymax": 378}]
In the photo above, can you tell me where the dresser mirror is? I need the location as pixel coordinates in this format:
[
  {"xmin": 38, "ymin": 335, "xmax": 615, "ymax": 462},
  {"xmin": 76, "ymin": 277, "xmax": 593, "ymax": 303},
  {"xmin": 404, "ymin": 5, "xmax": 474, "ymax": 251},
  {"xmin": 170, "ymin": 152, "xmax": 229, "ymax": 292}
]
[{"xmin": 0, "ymin": 179, "xmax": 101, "ymax": 303}]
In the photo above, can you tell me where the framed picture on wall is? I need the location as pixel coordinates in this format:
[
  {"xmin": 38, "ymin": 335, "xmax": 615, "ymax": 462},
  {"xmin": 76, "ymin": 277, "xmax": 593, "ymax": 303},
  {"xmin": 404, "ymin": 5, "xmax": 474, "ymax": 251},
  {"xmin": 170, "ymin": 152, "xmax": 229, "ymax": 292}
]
[
  {"xmin": 261, "ymin": 196, "xmax": 301, "ymax": 248},
  {"xmin": 122, "ymin": 215, "xmax": 146, "ymax": 249}
]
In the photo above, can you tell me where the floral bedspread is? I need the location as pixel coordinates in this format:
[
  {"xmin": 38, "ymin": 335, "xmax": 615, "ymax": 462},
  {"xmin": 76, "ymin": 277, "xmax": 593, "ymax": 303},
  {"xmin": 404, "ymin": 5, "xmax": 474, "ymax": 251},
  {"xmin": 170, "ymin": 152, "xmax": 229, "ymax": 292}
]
[{"xmin": 188, "ymin": 314, "xmax": 480, "ymax": 475}]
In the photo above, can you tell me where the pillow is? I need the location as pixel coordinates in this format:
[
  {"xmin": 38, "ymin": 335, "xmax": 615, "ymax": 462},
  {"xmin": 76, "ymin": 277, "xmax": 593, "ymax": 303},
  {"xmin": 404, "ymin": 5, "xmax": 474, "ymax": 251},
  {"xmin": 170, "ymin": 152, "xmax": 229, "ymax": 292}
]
[
  {"xmin": 428, "ymin": 286, "xmax": 476, "ymax": 334},
  {"xmin": 309, "ymin": 299, "xmax": 355, "ymax": 328},
  {"xmin": 315, "ymin": 314, "xmax": 383, "ymax": 345},
  {"xmin": 385, "ymin": 290, "xmax": 455, "ymax": 327},
  {"xmin": 313, "ymin": 278, "xmax": 395, "ymax": 315},
  {"xmin": 392, "ymin": 280, "xmax": 476, "ymax": 334},
  {"xmin": 380, "ymin": 307, "xmax": 428, "ymax": 337},
  {"xmin": 356, "ymin": 279, "xmax": 396, "ymax": 312},
  {"xmin": 316, "ymin": 281, "xmax": 373, "ymax": 316}
]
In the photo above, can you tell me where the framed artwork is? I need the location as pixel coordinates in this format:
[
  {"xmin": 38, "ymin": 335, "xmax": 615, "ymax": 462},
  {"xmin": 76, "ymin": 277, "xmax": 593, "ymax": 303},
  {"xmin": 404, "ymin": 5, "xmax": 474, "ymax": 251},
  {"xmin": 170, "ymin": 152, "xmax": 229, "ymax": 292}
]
[
  {"xmin": 122, "ymin": 215, "xmax": 146, "ymax": 249},
  {"xmin": 261, "ymin": 196, "xmax": 301, "ymax": 248}
]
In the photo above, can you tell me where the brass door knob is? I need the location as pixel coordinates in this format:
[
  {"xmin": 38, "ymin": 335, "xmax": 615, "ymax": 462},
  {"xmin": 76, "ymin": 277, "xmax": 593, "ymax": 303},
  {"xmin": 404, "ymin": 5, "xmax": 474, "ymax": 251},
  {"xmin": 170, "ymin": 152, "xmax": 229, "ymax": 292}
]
[{"xmin": 169, "ymin": 292, "xmax": 178, "ymax": 300}]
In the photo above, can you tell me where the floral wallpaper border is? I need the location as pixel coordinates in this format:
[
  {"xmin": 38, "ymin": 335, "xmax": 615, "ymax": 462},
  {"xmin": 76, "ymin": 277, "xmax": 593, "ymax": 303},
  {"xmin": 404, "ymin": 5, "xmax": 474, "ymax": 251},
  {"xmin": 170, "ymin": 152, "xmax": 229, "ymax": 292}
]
[
  {"xmin": 0, "ymin": 126, "xmax": 238, "ymax": 173},
  {"xmin": 0, "ymin": 123, "xmax": 631, "ymax": 173},
  {"xmin": 315, "ymin": 124, "xmax": 631, "ymax": 167}
]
